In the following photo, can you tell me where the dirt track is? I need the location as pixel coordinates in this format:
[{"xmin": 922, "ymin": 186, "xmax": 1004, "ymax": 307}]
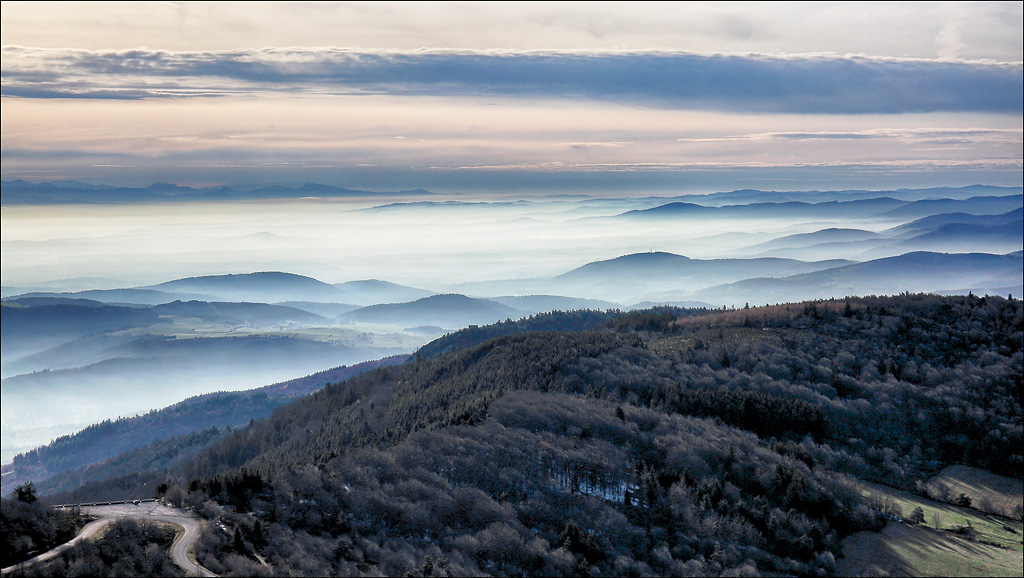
[{"xmin": 1, "ymin": 502, "xmax": 216, "ymax": 577}]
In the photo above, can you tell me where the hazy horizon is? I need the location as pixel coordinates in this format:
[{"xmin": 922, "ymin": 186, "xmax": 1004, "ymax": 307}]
[
  {"xmin": 2, "ymin": 1, "xmax": 1021, "ymax": 466},
  {"xmin": 4, "ymin": 184, "xmax": 1019, "ymax": 291}
]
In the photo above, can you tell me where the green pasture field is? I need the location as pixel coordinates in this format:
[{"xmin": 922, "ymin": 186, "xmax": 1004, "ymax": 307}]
[
  {"xmin": 838, "ymin": 476, "xmax": 1023, "ymax": 577},
  {"xmin": 924, "ymin": 464, "xmax": 1023, "ymax": 520}
]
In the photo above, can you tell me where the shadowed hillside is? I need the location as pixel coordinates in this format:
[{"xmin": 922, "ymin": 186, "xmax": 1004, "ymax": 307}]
[
  {"xmin": 1, "ymin": 356, "xmax": 407, "ymax": 495},
  {"xmin": 30, "ymin": 294, "xmax": 1019, "ymax": 577}
]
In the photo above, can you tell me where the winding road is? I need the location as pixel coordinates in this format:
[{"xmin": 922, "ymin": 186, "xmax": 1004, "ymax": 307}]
[{"xmin": 1, "ymin": 501, "xmax": 216, "ymax": 577}]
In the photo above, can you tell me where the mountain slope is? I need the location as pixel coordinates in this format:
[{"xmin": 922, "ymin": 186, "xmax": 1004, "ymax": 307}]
[
  {"xmin": 693, "ymin": 251, "xmax": 1024, "ymax": 305},
  {"xmin": 885, "ymin": 207, "xmax": 1024, "ymax": 235},
  {"xmin": 333, "ymin": 279, "xmax": 434, "ymax": 306},
  {"xmin": 5, "ymin": 288, "xmax": 209, "ymax": 305},
  {"xmin": 554, "ymin": 251, "xmax": 852, "ymax": 302},
  {"xmin": 1, "ymin": 334, "xmax": 405, "ymax": 463},
  {"xmin": 341, "ymin": 294, "xmax": 527, "ymax": 327},
  {"xmin": 558, "ymin": 251, "xmax": 851, "ymax": 281},
  {"xmin": 0, "ymin": 356, "xmax": 407, "ymax": 495},
  {"xmin": 490, "ymin": 295, "xmax": 620, "ymax": 314},
  {"xmin": 619, "ymin": 197, "xmax": 907, "ymax": 219},
  {"xmin": 45, "ymin": 294, "xmax": 1018, "ymax": 577},
  {"xmin": 877, "ymin": 194, "xmax": 1023, "ymax": 219},
  {"xmin": 150, "ymin": 300, "xmax": 328, "ymax": 325},
  {"xmin": 744, "ymin": 212, "xmax": 1024, "ymax": 261},
  {"xmin": 898, "ymin": 220, "xmax": 1024, "ymax": 248},
  {"xmin": 742, "ymin": 228, "xmax": 882, "ymax": 252},
  {"xmin": 1, "ymin": 302, "xmax": 159, "ymax": 362},
  {"xmin": 148, "ymin": 272, "xmax": 349, "ymax": 303}
]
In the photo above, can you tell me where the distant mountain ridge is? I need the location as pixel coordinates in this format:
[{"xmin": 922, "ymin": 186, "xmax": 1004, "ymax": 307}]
[
  {"xmin": 620, "ymin": 197, "xmax": 906, "ymax": 219},
  {"xmin": 6, "ymin": 180, "xmax": 1020, "ymax": 207},
  {"xmin": 738, "ymin": 208, "xmax": 1024, "ymax": 261},
  {"xmin": 693, "ymin": 251, "xmax": 1024, "ymax": 305},
  {"xmin": 148, "ymin": 271, "xmax": 350, "ymax": 303},
  {"xmin": 900, "ymin": 220, "xmax": 1023, "ymax": 247},
  {"xmin": 8, "ymin": 247, "xmax": 1020, "ymax": 315},
  {"xmin": 621, "ymin": 194, "xmax": 1022, "ymax": 221},
  {"xmin": 150, "ymin": 300, "xmax": 327, "ymax": 324},
  {"xmin": 0, "ymin": 179, "xmax": 436, "ymax": 205},
  {"xmin": 556, "ymin": 251, "xmax": 852, "ymax": 298},
  {"xmin": 878, "ymin": 195, "xmax": 1024, "ymax": 219},
  {"xmin": 557, "ymin": 251, "xmax": 694, "ymax": 278},
  {"xmin": 0, "ymin": 301, "xmax": 159, "ymax": 343},
  {"xmin": 341, "ymin": 294, "xmax": 528, "ymax": 328},
  {"xmin": 887, "ymin": 208, "xmax": 1024, "ymax": 234},
  {"xmin": 744, "ymin": 228, "xmax": 881, "ymax": 252},
  {"xmin": 333, "ymin": 279, "xmax": 435, "ymax": 306},
  {"xmin": 7, "ymin": 273, "xmax": 435, "ymax": 307},
  {"xmin": 664, "ymin": 184, "xmax": 1022, "ymax": 205},
  {"xmin": 6, "ymin": 288, "xmax": 209, "ymax": 306}
]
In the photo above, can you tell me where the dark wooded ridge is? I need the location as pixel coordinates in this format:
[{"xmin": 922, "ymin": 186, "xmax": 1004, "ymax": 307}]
[{"xmin": 5, "ymin": 294, "xmax": 1021, "ymax": 576}]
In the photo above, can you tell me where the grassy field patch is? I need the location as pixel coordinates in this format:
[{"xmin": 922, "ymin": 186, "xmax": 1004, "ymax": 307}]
[
  {"xmin": 839, "ymin": 479, "xmax": 1023, "ymax": 577},
  {"xmin": 838, "ymin": 522, "xmax": 1022, "ymax": 577},
  {"xmin": 924, "ymin": 465, "xmax": 1023, "ymax": 520}
]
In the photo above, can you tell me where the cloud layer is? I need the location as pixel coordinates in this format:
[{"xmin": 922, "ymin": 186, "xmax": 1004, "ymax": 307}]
[
  {"xmin": 4, "ymin": 47, "xmax": 1021, "ymax": 114},
  {"xmin": 3, "ymin": 2, "xmax": 1021, "ymax": 62}
]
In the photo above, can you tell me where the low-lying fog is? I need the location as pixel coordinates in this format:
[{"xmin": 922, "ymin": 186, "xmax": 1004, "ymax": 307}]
[
  {"xmin": 2, "ymin": 190, "xmax": 1021, "ymax": 463},
  {"xmin": 1, "ymin": 195, "xmax": 889, "ymax": 292}
]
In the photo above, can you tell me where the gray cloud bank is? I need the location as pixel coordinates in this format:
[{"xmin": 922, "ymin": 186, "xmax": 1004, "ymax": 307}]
[{"xmin": 3, "ymin": 47, "xmax": 1021, "ymax": 114}]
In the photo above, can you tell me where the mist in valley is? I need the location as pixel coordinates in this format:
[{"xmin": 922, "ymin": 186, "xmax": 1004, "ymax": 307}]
[
  {"xmin": 2, "ymin": 186, "xmax": 1022, "ymax": 463},
  {"xmin": 9, "ymin": 190, "xmax": 1014, "ymax": 294}
]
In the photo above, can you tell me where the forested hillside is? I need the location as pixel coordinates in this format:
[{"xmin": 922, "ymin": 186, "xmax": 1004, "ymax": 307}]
[
  {"xmin": 2, "ymin": 357, "xmax": 407, "ymax": 495},
  {"xmin": 0, "ymin": 483, "xmax": 85, "ymax": 568},
  {"xmin": 40, "ymin": 295, "xmax": 1024, "ymax": 575}
]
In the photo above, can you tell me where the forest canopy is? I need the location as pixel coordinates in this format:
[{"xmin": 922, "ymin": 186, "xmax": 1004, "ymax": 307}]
[{"xmin": 22, "ymin": 294, "xmax": 1024, "ymax": 576}]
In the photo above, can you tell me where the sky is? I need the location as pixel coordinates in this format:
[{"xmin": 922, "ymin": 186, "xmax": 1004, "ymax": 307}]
[
  {"xmin": 1, "ymin": 1, "xmax": 1022, "ymax": 194},
  {"xmin": 2, "ymin": 2, "xmax": 1023, "ymax": 456}
]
